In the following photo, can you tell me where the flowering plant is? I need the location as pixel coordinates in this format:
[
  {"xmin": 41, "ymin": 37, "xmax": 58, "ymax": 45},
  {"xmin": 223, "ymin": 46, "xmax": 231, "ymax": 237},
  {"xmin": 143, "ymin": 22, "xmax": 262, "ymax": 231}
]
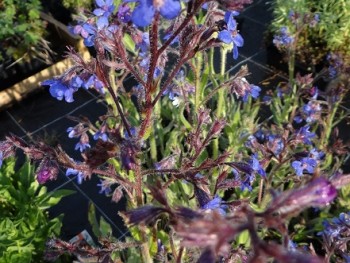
[
  {"xmin": 270, "ymin": 0, "xmax": 350, "ymax": 75},
  {"xmin": 1, "ymin": 0, "xmax": 350, "ymax": 262}
]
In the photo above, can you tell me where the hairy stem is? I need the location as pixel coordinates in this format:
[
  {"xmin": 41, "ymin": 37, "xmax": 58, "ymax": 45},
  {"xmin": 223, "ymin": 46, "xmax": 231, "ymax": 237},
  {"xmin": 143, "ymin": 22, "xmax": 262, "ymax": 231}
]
[
  {"xmin": 152, "ymin": 57, "xmax": 187, "ymax": 107},
  {"xmin": 146, "ymin": 12, "xmax": 160, "ymax": 98},
  {"xmin": 195, "ymin": 53, "xmax": 203, "ymax": 110}
]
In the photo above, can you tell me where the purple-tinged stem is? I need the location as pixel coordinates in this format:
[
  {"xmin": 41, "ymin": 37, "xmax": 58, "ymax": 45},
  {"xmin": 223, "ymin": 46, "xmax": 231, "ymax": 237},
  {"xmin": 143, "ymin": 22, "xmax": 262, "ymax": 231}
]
[
  {"xmin": 97, "ymin": 63, "xmax": 133, "ymax": 138},
  {"xmin": 146, "ymin": 12, "xmax": 160, "ymax": 97},
  {"xmin": 151, "ymin": 57, "xmax": 186, "ymax": 107},
  {"xmin": 115, "ymin": 32, "xmax": 147, "ymax": 88}
]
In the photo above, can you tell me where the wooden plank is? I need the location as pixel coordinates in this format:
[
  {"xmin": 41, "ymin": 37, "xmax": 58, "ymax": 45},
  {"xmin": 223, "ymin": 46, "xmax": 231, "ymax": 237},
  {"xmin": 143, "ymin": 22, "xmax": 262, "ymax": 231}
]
[{"xmin": 0, "ymin": 41, "xmax": 89, "ymax": 110}]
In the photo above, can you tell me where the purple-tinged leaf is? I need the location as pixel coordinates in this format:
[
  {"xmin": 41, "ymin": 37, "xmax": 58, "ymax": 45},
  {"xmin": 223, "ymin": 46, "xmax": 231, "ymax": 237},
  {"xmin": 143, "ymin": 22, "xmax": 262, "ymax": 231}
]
[
  {"xmin": 148, "ymin": 181, "xmax": 169, "ymax": 207},
  {"xmin": 264, "ymin": 177, "xmax": 337, "ymax": 218},
  {"xmin": 330, "ymin": 172, "xmax": 350, "ymax": 189},
  {"xmin": 176, "ymin": 212, "xmax": 239, "ymax": 255},
  {"xmin": 194, "ymin": 186, "xmax": 211, "ymax": 208},
  {"xmin": 209, "ymin": 119, "xmax": 227, "ymax": 138},
  {"xmin": 228, "ymin": 162, "xmax": 254, "ymax": 175},
  {"xmin": 120, "ymin": 141, "xmax": 138, "ymax": 171},
  {"xmin": 217, "ymin": 179, "xmax": 241, "ymax": 190},
  {"xmin": 6, "ymin": 134, "xmax": 28, "ymax": 148},
  {"xmin": 175, "ymin": 207, "xmax": 203, "ymax": 220},
  {"xmin": 124, "ymin": 206, "xmax": 168, "ymax": 226}
]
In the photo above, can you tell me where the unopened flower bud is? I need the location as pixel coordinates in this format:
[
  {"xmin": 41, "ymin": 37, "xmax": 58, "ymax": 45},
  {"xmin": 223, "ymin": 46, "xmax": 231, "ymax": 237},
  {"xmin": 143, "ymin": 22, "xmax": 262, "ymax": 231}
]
[{"xmin": 36, "ymin": 159, "xmax": 59, "ymax": 184}]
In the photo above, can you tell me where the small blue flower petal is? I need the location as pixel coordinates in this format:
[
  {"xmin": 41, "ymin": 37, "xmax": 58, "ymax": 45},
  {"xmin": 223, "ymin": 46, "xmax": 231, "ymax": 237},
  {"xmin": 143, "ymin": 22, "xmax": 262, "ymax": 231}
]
[
  {"xmin": 132, "ymin": 1, "xmax": 155, "ymax": 27},
  {"xmin": 97, "ymin": 16, "xmax": 109, "ymax": 29},
  {"xmin": 93, "ymin": 8, "xmax": 105, "ymax": 16},
  {"xmin": 233, "ymin": 33, "xmax": 244, "ymax": 47},
  {"xmin": 292, "ymin": 161, "xmax": 303, "ymax": 176},
  {"xmin": 159, "ymin": 0, "xmax": 181, "ymax": 19},
  {"xmin": 218, "ymin": 30, "xmax": 233, "ymax": 44}
]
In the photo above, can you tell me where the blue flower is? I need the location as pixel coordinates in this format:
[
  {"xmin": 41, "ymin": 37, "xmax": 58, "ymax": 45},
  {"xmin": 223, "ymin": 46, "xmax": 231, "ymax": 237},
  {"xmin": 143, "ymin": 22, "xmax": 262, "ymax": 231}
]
[
  {"xmin": 292, "ymin": 157, "xmax": 317, "ymax": 176},
  {"xmin": 124, "ymin": 127, "xmax": 137, "ymax": 139},
  {"xmin": 302, "ymin": 101, "xmax": 322, "ymax": 123},
  {"xmin": 310, "ymin": 14, "xmax": 320, "ymax": 27},
  {"xmin": 319, "ymin": 212, "xmax": 350, "ymax": 247},
  {"xmin": 249, "ymin": 154, "xmax": 266, "ymax": 177},
  {"xmin": 310, "ymin": 148, "xmax": 324, "ymax": 160},
  {"xmin": 126, "ymin": 0, "xmax": 181, "ymax": 27},
  {"xmin": 254, "ymin": 129, "xmax": 266, "ymax": 143},
  {"xmin": 135, "ymin": 32, "xmax": 150, "ymax": 53},
  {"xmin": 83, "ymin": 75, "xmax": 105, "ymax": 94},
  {"xmin": 288, "ymin": 240, "xmax": 297, "ymax": 251},
  {"xmin": 202, "ymin": 195, "xmax": 227, "ymax": 215},
  {"xmin": 72, "ymin": 22, "xmax": 97, "ymax": 47},
  {"xmin": 241, "ymin": 174, "xmax": 255, "ymax": 192},
  {"xmin": 243, "ymin": 84, "xmax": 261, "ymax": 102},
  {"xmin": 327, "ymin": 53, "xmax": 343, "ymax": 79},
  {"xmin": 262, "ymin": 95, "xmax": 272, "ymax": 103},
  {"xmin": 97, "ymin": 179, "xmax": 112, "ymax": 195},
  {"xmin": 231, "ymin": 77, "xmax": 261, "ymax": 102},
  {"xmin": 41, "ymin": 77, "xmax": 80, "ymax": 103},
  {"xmin": 118, "ymin": 4, "xmax": 132, "ymax": 23},
  {"xmin": 218, "ymin": 11, "xmax": 244, "ymax": 59},
  {"xmin": 101, "ymin": 24, "xmax": 119, "ymax": 39},
  {"xmin": 231, "ymin": 163, "xmax": 256, "ymax": 192},
  {"xmin": 93, "ymin": 130, "xmax": 108, "ymax": 141},
  {"xmin": 71, "ymin": 76, "xmax": 83, "ymax": 88},
  {"xmin": 75, "ymin": 142, "xmax": 91, "ymax": 152},
  {"xmin": 273, "ymin": 27, "xmax": 294, "ymax": 48},
  {"xmin": 66, "ymin": 127, "xmax": 77, "ymax": 138},
  {"xmin": 267, "ymin": 134, "xmax": 284, "ymax": 156},
  {"xmin": 250, "ymin": 85, "xmax": 261, "ymax": 98},
  {"xmin": 295, "ymin": 125, "xmax": 315, "ymax": 145},
  {"xmin": 93, "ymin": 0, "xmax": 115, "ymax": 29},
  {"xmin": 294, "ymin": 115, "xmax": 303, "ymax": 123},
  {"xmin": 164, "ymin": 70, "xmax": 194, "ymax": 105},
  {"xmin": 66, "ymin": 168, "xmax": 84, "ymax": 184}
]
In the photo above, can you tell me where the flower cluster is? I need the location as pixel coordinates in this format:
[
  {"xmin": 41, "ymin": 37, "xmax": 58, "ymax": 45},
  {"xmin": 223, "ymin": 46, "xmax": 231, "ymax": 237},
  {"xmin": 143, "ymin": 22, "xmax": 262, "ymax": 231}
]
[
  {"xmin": 291, "ymin": 149, "xmax": 323, "ymax": 177},
  {"xmin": 42, "ymin": 74, "xmax": 105, "ymax": 102},
  {"xmin": 273, "ymin": 26, "xmax": 294, "ymax": 49},
  {"xmin": 319, "ymin": 212, "xmax": 350, "ymax": 261},
  {"xmin": 164, "ymin": 70, "xmax": 195, "ymax": 106},
  {"xmin": 294, "ymin": 100, "xmax": 322, "ymax": 123},
  {"xmin": 125, "ymin": 0, "xmax": 181, "ymax": 27}
]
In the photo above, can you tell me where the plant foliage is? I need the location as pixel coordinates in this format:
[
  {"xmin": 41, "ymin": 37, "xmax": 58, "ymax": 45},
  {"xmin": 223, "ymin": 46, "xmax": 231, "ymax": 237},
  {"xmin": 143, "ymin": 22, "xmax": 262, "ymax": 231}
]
[{"xmin": 0, "ymin": 158, "xmax": 73, "ymax": 262}]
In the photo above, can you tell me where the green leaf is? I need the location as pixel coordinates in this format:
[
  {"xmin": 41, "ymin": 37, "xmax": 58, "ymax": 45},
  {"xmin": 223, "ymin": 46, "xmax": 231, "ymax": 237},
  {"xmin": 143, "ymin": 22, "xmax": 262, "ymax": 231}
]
[
  {"xmin": 195, "ymin": 150, "xmax": 208, "ymax": 167},
  {"xmin": 88, "ymin": 202, "xmax": 102, "ymax": 238},
  {"xmin": 18, "ymin": 160, "xmax": 33, "ymax": 189},
  {"xmin": 28, "ymin": 9, "xmax": 39, "ymax": 20},
  {"xmin": 0, "ymin": 158, "xmax": 66, "ymax": 262},
  {"xmin": 179, "ymin": 106, "xmax": 192, "ymax": 130},
  {"xmin": 38, "ymin": 189, "xmax": 75, "ymax": 208},
  {"xmin": 99, "ymin": 216, "xmax": 113, "ymax": 238},
  {"xmin": 123, "ymin": 33, "xmax": 136, "ymax": 54},
  {"xmin": 236, "ymin": 230, "xmax": 250, "ymax": 247}
]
